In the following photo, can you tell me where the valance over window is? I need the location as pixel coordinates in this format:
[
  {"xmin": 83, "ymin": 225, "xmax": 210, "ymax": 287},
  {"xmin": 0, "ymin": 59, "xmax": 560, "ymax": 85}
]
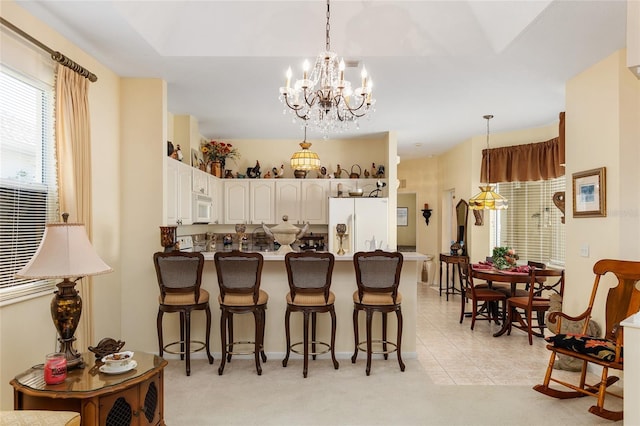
[{"xmin": 481, "ymin": 112, "xmax": 565, "ymax": 183}]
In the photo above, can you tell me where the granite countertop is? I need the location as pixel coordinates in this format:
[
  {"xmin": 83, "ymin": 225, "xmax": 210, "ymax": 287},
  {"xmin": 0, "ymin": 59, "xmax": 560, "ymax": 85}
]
[{"xmin": 200, "ymin": 251, "xmax": 427, "ymax": 262}]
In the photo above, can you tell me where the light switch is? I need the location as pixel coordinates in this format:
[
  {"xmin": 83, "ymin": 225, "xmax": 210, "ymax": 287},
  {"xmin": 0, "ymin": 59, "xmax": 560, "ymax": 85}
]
[{"xmin": 580, "ymin": 244, "xmax": 589, "ymax": 257}]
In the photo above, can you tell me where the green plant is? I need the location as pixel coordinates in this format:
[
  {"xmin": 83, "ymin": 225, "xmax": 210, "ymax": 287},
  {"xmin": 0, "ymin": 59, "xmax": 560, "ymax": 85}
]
[{"xmin": 492, "ymin": 246, "xmax": 519, "ymax": 270}]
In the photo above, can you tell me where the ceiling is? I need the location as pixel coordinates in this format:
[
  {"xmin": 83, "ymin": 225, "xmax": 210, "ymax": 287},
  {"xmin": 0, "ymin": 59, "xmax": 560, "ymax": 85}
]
[{"xmin": 14, "ymin": 0, "xmax": 628, "ymax": 158}]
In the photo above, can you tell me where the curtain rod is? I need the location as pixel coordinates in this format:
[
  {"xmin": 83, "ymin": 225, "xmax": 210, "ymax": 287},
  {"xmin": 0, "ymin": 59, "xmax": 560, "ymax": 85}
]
[{"xmin": 1, "ymin": 17, "xmax": 98, "ymax": 82}]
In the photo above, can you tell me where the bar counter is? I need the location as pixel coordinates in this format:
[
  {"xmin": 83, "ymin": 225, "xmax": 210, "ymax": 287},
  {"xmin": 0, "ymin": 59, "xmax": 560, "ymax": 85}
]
[{"xmin": 188, "ymin": 251, "xmax": 427, "ymax": 358}]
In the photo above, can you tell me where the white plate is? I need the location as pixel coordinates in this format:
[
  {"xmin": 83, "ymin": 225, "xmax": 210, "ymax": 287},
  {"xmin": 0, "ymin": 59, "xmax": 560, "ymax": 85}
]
[{"xmin": 99, "ymin": 360, "xmax": 137, "ymax": 375}]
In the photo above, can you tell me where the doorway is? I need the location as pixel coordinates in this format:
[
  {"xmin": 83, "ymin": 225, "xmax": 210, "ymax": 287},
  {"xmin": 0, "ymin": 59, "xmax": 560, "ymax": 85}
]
[{"xmin": 397, "ymin": 193, "xmax": 416, "ymax": 252}]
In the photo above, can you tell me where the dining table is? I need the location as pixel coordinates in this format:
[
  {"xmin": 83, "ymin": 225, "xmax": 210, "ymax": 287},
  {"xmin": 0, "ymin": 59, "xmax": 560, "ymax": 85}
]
[{"xmin": 470, "ymin": 264, "xmax": 532, "ymax": 337}]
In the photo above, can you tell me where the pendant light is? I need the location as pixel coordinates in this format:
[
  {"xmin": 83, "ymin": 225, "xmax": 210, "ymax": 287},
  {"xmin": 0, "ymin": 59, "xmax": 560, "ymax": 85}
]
[
  {"xmin": 469, "ymin": 115, "xmax": 508, "ymax": 210},
  {"xmin": 290, "ymin": 126, "xmax": 320, "ymax": 178}
]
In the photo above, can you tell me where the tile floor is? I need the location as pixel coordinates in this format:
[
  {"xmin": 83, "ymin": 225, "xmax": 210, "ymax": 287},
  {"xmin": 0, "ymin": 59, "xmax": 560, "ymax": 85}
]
[{"xmin": 415, "ymin": 283, "xmax": 607, "ymax": 387}]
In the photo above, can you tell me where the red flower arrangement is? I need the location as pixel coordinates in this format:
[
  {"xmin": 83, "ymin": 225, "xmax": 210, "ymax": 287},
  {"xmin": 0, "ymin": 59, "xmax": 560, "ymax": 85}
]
[{"xmin": 200, "ymin": 140, "xmax": 240, "ymax": 164}]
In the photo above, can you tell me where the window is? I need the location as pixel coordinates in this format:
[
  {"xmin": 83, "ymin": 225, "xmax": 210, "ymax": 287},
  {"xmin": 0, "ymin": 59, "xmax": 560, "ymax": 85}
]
[
  {"xmin": 0, "ymin": 65, "xmax": 58, "ymax": 303},
  {"xmin": 491, "ymin": 177, "xmax": 565, "ymax": 266}
]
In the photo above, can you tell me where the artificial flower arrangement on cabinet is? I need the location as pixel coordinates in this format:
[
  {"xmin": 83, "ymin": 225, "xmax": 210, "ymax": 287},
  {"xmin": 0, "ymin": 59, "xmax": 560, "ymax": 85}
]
[{"xmin": 200, "ymin": 140, "xmax": 240, "ymax": 178}]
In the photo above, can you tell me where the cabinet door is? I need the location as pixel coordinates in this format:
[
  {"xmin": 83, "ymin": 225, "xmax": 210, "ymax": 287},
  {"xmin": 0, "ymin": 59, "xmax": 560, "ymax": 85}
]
[
  {"xmin": 208, "ymin": 175, "xmax": 223, "ymax": 224},
  {"xmin": 275, "ymin": 180, "xmax": 301, "ymax": 224},
  {"xmin": 224, "ymin": 180, "xmax": 250, "ymax": 224},
  {"xmin": 177, "ymin": 163, "xmax": 193, "ymax": 225},
  {"xmin": 301, "ymin": 180, "xmax": 329, "ymax": 224},
  {"xmin": 250, "ymin": 180, "xmax": 275, "ymax": 224},
  {"xmin": 139, "ymin": 372, "xmax": 162, "ymax": 426},
  {"xmin": 166, "ymin": 159, "xmax": 179, "ymax": 225},
  {"xmin": 192, "ymin": 168, "xmax": 208, "ymax": 195},
  {"xmin": 99, "ymin": 386, "xmax": 138, "ymax": 426}
]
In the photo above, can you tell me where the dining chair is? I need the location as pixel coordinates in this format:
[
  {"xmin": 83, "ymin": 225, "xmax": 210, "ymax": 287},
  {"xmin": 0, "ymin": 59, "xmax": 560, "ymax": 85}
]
[
  {"xmin": 461, "ymin": 263, "xmax": 507, "ymax": 330},
  {"xmin": 505, "ymin": 267, "xmax": 564, "ymax": 344},
  {"xmin": 534, "ymin": 259, "xmax": 640, "ymax": 421},
  {"xmin": 153, "ymin": 251, "xmax": 214, "ymax": 376},
  {"xmin": 214, "ymin": 250, "xmax": 267, "ymax": 375},
  {"xmin": 352, "ymin": 250, "xmax": 404, "ymax": 376},
  {"xmin": 282, "ymin": 251, "xmax": 339, "ymax": 378}
]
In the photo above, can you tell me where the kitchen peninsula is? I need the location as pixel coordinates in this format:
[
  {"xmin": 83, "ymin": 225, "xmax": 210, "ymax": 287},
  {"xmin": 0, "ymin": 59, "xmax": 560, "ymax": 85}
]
[{"xmin": 194, "ymin": 251, "xmax": 426, "ymax": 357}]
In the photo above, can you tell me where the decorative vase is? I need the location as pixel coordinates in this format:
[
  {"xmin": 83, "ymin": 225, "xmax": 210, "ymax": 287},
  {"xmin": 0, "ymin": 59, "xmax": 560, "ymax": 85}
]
[
  {"xmin": 224, "ymin": 169, "xmax": 234, "ymax": 179},
  {"xmin": 212, "ymin": 161, "xmax": 222, "ymax": 178}
]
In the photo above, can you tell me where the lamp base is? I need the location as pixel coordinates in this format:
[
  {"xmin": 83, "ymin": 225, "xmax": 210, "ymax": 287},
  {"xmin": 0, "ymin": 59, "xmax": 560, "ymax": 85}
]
[{"xmin": 52, "ymin": 279, "xmax": 85, "ymax": 370}]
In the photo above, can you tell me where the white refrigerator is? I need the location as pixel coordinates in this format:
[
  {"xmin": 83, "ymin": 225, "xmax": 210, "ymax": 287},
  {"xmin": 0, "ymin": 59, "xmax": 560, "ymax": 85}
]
[{"xmin": 328, "ymin": 198, "xmax": 389, "ymax": 254}]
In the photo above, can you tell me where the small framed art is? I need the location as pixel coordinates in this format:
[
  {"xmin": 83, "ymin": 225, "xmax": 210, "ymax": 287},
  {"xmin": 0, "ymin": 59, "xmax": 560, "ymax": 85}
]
[{"xmin": 572, "ymin": 167, "xmax": 606, "ymax": 218}]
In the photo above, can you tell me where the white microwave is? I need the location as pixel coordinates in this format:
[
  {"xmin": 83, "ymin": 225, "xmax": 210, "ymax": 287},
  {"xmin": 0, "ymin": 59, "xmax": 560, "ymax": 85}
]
[{"xmin": 192, "ymin": 193, "xmax": 213, "ymax": 224}]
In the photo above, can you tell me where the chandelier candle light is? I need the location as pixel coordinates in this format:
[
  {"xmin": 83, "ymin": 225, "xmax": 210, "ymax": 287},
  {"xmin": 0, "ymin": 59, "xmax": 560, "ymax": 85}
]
[
  {"xmin": 279, "ymin": 0, "xmax": 375, "ymax": 135},
  {"xmin": 15, "ymin": 213, "xmax": 113, "ymax": 369},
  {"xmin": 469, "ymin": 115, "xmax": 508, "ymax": 210}
]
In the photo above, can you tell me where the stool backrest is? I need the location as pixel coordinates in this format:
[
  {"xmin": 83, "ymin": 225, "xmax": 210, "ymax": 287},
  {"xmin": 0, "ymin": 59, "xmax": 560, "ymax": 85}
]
[
  {"xmin": 285, "ymin": 252, "xmax": 335, "ymax": 303},
  {"xmin": 214, "ymin": 250, "xmax": 264, "ymax": 304},
  {"xmin": 353, "ymin": 250, "xmax": 403, "ymax": 303},
  {"xmin": 153, "ymin": 251, "xmax": 205, "ymax": 303}
]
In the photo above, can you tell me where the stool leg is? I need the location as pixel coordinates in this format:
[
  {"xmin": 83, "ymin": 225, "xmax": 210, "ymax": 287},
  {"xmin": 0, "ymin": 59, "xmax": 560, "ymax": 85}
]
[
  {"xmin": 282, "ymin": 307, "xmax": 291, "ymax": 367},
  {"xmin": 205, "ymin": 305, "xmax": 214, "ymax": 364},
  {"xmin": 253, "ymin": 309, "xmax": 262, "ymax": 376},
  {"xmin": 227, "ymin": 313, "xmax": 234, "ymax": 362},
  {"xmin": 218, "ymin": 309, "xmax": 227, "ymax": 375},
  {"xmin": 303, "ymin": 311, "xmax": 310, "ymax": 378},
  {"xmin": 311, "ymin": 312, "xmax": 317, "ymax": 361},
  {"xmin": 366, "ymin": 308, "xmax": 373, "ymax": 376},
  {"xmin": 260, "ymin": 308, "xmax": 267, "ymax": 363},
  {"xmin": 179, "ymin": 311, "xmax": 185, "ymax": 361},
  {"xmin": 157, "ymin": 310, "xmax": 164, "ymax": 357},
  {"xmin": 330, "ymin": 306, "xmax": 339, "ymax": 370},
  {"xmin": 185, "ymin": 309, "xmax": 191, "ymax": 376},
  {"xmin": 396, "ymin": 307, "xmax": 405, "ymax": 372},
  {"xmin": 382, "ymin": 312, "xmax": 388, "ymax": 360},
  {"xmin": 351, "ymin": 307, "xmax": 359, "ymax": 363}
]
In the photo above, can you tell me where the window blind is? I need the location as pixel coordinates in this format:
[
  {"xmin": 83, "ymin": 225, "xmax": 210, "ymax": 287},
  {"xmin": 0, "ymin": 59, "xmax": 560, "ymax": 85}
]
[
  {"xmin": 493, "ymin": 177, "xmax": 565, "ymax": 266},
  {"xmin": 0, "ymin": 65, "xmax": 58, "ymax": 303}
]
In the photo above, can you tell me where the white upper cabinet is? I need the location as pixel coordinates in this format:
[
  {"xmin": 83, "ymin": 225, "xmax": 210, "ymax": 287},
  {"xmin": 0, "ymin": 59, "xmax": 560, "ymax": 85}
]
[
  {"xmin": 250, "ymin": 180, "xmax": 276, "ymax": 225},
  {"xmin": 275, "ymin": 180, "xmax": 303, "ymax": 224},
  {"xmin": 208, "ymin": 175, "xmax": 222, "ymax": 224},
  {"xmin": 223, "ymin": 180, "xmax": 250, "ymax": 224},
  {"xmin": 301, "ymin": 180, "xmax": 329, "ymax": 224},
  {"xmin": 166, "ymin": 158, "xmax": 193, "ymax": 226},
  {"xmin": 192, "ymin": 168, "xmax": 208, "ymax": 194}
]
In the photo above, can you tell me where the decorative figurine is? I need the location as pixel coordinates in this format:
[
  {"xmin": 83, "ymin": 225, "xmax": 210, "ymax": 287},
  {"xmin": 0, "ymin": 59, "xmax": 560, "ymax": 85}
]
[
  {"xmin": 247, "ymin": 160, "xmax": 261, "ymax": 178},
  {"xmin": 277, "ymin": 164, "xmax": 285, "ymax": 178},
  {"xmin": 175, "ymin": 144, "xmax": 183, "ymax": 161}
]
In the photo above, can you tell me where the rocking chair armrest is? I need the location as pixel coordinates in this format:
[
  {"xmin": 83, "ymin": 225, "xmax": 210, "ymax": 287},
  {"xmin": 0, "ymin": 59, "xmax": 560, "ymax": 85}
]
[{"xmin": 547, "ymin": 310, "xmax": 590, "ymax": 324}]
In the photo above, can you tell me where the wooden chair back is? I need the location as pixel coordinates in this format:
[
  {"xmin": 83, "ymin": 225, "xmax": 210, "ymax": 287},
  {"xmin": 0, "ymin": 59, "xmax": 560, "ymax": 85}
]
[
  {"xmin": 285, "ymin": 251, "xmax": 335, "ymax": 304},
  {"xmin": 353, "ymin": 250, "xmax": 403, "ymax": 304},
  {"xmin": 529, "ymin": 267, "xmax": 564, "ymax": 300},
  {"xmin": 153, "ymin": 251, "xmax": 205, "ymax": 303},
  {"xmin": 214, "ymin": 250, "xmax": 264, "ymax": 305}
]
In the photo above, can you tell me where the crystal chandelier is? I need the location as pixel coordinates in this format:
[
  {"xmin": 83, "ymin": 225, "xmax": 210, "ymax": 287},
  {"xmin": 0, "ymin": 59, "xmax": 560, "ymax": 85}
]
[
  {"xmin": 469, "ymin": 115, "xmax": 509, "ymax": 210},
  {"xmin": 279, "ymin": 0, "xmax": 375, "ymax": 136}
]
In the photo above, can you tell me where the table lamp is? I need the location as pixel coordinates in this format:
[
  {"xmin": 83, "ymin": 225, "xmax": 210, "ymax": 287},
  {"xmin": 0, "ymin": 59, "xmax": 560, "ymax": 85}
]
[{"xmin": 15, "ymin": 213, "xmax": 113, "ymax": 369}]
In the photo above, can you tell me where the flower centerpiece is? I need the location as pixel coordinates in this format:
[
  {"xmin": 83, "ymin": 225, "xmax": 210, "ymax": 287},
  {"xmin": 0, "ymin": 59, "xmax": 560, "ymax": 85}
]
[
  {"xmin": 492, "ymin": 246, "xmax": 519, "ymax": 270},
  {"xmin": 200, "ymin": 140, "xmax": 240, "ymax": 176}
]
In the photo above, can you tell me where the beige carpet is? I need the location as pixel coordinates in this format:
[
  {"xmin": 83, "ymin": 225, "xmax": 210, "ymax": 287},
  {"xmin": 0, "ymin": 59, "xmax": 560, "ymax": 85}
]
[{"xmin": 163, "ymin": 356, "xmax": 622, "ymax": 426}]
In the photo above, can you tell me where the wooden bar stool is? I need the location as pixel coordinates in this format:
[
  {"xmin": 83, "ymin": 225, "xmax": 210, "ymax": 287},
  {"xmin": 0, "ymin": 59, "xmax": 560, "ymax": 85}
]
[
  {"xmin": 282, "ymin": 252, "xmax": 339, "ymax": 378},
  {"xmin": 351, "ymin": 250, "xmax": 404, "ymax": 376},
  {"xmin": 153, "ymin": 251, "xmax": 214, "ymax": 376},
  {"xmin": 214, "ymin": 251, "xmax": 267, "ymax": 375}
]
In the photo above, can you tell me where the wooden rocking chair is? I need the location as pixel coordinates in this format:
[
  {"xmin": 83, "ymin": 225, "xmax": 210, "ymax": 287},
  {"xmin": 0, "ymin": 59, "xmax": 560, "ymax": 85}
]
[{"xmin": 533, "ymin": 259, "xmax": 640, "ymax": 421}]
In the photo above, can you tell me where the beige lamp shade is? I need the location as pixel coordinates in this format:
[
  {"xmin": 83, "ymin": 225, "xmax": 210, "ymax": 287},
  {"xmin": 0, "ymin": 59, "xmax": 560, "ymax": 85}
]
[
  {"xmin": 15, "ymin": 222, "xmax": 113, "ymax": 279},
  {"xmin": 469, "ymin": 185, "xmax": 509, "ymax": 210},
  {"xmin": 290, "ymin": 142, "xmax": 321, "ymax": 171}
]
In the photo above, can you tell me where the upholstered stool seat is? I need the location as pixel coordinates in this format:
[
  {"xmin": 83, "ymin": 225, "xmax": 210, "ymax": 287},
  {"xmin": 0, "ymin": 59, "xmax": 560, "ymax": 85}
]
[
  {"xmin": 153, "ymin": 251, "xmax": 214, "ymax": 376},
  {"xmin": 214, "ymin": 251, "xmax": 267, "ymax": 375},
  {"xmin": 351, "ymin": 250, "xmax": 405, "ymax": 376},
  {"xmin": 282, "ymin": 252, "xmax": 339, "ymax": 378},
  {"xmin": 0, "ymin": 410, "xmax": 81, "ymax": 426}
]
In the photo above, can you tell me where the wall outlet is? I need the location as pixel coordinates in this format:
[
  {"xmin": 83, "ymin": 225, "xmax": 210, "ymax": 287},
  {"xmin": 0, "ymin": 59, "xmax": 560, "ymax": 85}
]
[{"xmin": 580, "ymin": 244, "xmax": 589, "ymax": 257}]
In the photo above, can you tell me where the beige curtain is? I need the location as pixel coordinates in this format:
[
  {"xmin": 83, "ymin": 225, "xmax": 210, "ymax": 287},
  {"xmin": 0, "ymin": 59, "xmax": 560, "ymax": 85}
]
[
  {"xmin": 55, "ymin": 65, "xmax": 94, "ymax": 351},
  {"xmin": 481, "ymin": 112, "xmax": 565, "ymax": 183}
]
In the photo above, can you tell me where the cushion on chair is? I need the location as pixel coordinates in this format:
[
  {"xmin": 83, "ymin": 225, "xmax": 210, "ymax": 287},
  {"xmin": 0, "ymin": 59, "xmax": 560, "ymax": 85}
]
[
  {"xmin": 545, "ymin": 333, "xmax": 622, "ymax": 362},
  {"xmin": 0, "ymin": 410, "xmax": 81, "ymax": 426},
  {"xmin": 160, "ymin": 289, "xmax": 210, "ymax": 306},
  {"xmin": 219, "ymin": 289, "xmax": 268, "ymax": 306},
  {"xmin": 353, "ymin": 290, "xmax": 402, "ymax": 305},
  {"xmin": 287, "ymin": 291, "xmax": 335, "ymax": 306}
]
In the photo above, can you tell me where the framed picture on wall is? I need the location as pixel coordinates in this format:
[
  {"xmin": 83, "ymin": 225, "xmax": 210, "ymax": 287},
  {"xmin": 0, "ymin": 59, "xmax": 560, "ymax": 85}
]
[
  {"xmin": 397, "ymin": 207, "xmax": 408, "ymax": 226},
  {"xmin": 572, "ymin": 167, "xmax": 606, "ymax": 217}
]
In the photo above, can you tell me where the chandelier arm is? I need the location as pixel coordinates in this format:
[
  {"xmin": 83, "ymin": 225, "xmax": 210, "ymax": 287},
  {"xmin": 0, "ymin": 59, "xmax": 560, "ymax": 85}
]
[
  {"xmin": 282, "ymin": 93, "xmax": 307, "ymax": 112},
  {"xmin": 335, "ymin": 95, "xmax": 371, "ymax": 118}
]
